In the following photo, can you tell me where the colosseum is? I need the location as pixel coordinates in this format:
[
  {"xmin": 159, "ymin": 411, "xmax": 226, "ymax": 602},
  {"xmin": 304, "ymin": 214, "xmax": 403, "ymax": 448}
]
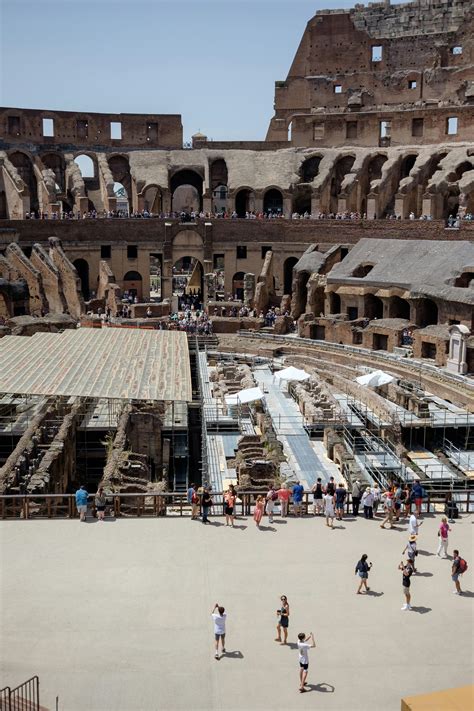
[{"xmin": 1, "ymin": 1, "xmax": 474, "ymax": 709}]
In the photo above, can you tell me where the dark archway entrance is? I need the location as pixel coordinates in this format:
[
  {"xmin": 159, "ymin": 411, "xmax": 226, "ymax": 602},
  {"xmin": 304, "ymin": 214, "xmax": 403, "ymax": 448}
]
[
  {"xmin": 232, "ymin": 272, "xmax": 245, "ymax": 301},
  {"xmin": 263, "ymin": 189, "xmax": 283, "ymax": 215},
  {"xmin": 173, "ymin": 257, "xmax": 203, "ymax": 309},
  {"xmin": 73, "ymin": 259, "xmax": 90, "ymax": 300},
  {"xmin": 123, "ymin": 270, "xmax": 143, "ymax": 301},
  {"xmin": 235, "ymin": 189, "xmax": 253, "ymax": 217},
  {"xmin": 284, "ymin": 257, "xmax": 298, "ymax": 295},
  {"xmin": 389, "ymin": 296, "xmax": 410, "ymax": 319},
  {"xmin": 330, "ymin": 156, "xmax": 355, "ymax": 213},
  {"xmin": 417, "ymin": 298, "xmax": 438, "ymax": 327},
  {"xmin": 9, "ymin": 151, "xmax": 39, "ymax": 214},
  {"xmin": 365, "ymin": 294, "xmax": 384, "ymax": 320},
  {"xmin": 170, "ymin": 170, "xmax": 203, "ymax": 213}
]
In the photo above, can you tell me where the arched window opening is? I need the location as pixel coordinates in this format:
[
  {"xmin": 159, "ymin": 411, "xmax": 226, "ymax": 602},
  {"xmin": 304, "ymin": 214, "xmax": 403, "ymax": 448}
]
[
  {"xmin": 299, "ymin": 156, "xmax": 322, "ymax": 183},
  {"xmin": 73, "ymin": 259, "xmax": 90, "ymax": 300},
  {"xmin": 42, "ymin": 153, "xmax": 65, "ymax": 192},
  {"xmin": 74, "ymin": 154, "xmax": 95, "ymax": 179},
  {"xmin": 149, "ymin": 254, "xmax": 162, "ymax": 300},
  {"xmin": 328, "ymin": 292, "xmax": 341, "ymax": 315},
  {"xmin": 235, "ymin": 189, "xmax": 254, "ymax": 218},
  {"xmin": 330, "ymin": 156, "xmax": 355, "ymax": 213},
  {"xmin": 123, "ymin": 270, "xmax": 143, "ymax": 302},
  {"xmin": 292, "ymin": 186, "xmax": 311, "ymax": 215},
  {"xmin": 108, "ymin": 155, "xmax": 132, "ymax": 207},
  {"xmin": 417, "ymin": 298, "xmax": 438, "ymax": 327},
  {"xmin": 232, "ymin": 271, "xmax": 246, "ymax": 301},
  {"xmin": 212, "ymin": 184, "xmax": 228, "ymax": 214},
  {"xmin": 114, "ymin": 182, "xmax": 129, "ymax": 213},
  {"xmin": 454, "ymin": 271, "xmax": 474, "ymax": 288},
  {"xmin": 173, "ymin": 257, "xmax": 203, "ymax": 308},
  {"xmin": 170, "ymin": 170, "xmax": 203, "ymax": 213},
  {"xmin": 263, "ymin": 188, "xmax": 283, "ymax": 215},
  {"xmin": 143, "ymin": 185, "xmax": 162, "ymax": 213},
  {"xmin": 389, "ymin": 296, "xmax": 410, "ymax": 319},
  {"xmin": 400, "ymin": 154, "xmax": 418, "ymax": 179},
  {"xmin": 9, "ymin": 151, "xmax": 39, "ymax": 213},
  {"xmin": 365, "ymin": 294, "xmax": 384, "ymax": 320}
]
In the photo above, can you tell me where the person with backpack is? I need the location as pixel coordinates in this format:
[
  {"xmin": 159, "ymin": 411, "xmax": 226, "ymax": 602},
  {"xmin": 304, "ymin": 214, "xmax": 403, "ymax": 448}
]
[
  {"xmin": 201, "ymin": 487, "xmax": 213, "ymax": 524},
  {"xmin": 399, "ymin": 559, "xmax": 414, "ymax": 610},
  {"xmin": 402, "ymin": 535, "xmax": 418, "ymax": 573},
  {"xmin": 355, "ymin": 554, "xmax": 372, "ymax": 594},
  {"xmin": 335, "ymin": 482, "xmax": 346, "ymax": 521},
  {"xmin": 452, "ymin": 549, "xmax": 468, "ymax": 594},
  {"xmin": 311, "ymin": 477, "xmax": 324, "ymax": 515}
]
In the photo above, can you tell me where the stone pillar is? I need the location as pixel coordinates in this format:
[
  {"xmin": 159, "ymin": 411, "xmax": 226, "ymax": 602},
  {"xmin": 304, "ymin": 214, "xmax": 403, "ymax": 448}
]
[
  {"xmin": 283, "ymin": 196, "xmax": 292, "ymax": 217},
  {"xmin": 244, "ymin": 273, "xmax": 256, "ymax": 307},
  {"xmin": 203, "ymin": 191, "xmax": 212, "ymax": 214},
  {"xmin": 367, "ymin": 193, "xmax": 378, "ymax": 220},
  {"xmin": 77, "ymin": 196, "xmax": 89, "ymax": 215},
  {"xmin": 447, "ymin": 324, "xmax": 469, "ymax": 375},
  {"xmin": 394, "ymin": 194, "xmax": 405, "ymax": 218},
  {"xmin": 161, "ymin": 260, "xmax": 173, "ymax": 301},
  {"xmin": 162, "ymin": 189, "xmax": 172, "ymax": 214},
  {"xmin": 311, "ymin": 193, "xmax": 321, "ymax": 215},
  {"xmin": 338, "ymin": 195, "xmax": 348, "ymax": 214},
  {"xmin": 254, "ymin": 191, "xmax": 264, "ymax": 214},
  {"xmin": 107, "ymin": 196, "xmax": 117, "ymax": 212}
]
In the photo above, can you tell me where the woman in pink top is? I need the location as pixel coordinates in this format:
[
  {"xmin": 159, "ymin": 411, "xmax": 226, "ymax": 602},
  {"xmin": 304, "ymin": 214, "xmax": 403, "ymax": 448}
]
[
  {"xmin": 254, "ymin": 495, "xmax": 264, "ymax": 528},
  {"xmin": 436, "ymin": 516, "xmax": 451, "ymax": 558},
  {"xmin": 277, "ymin": 486, "xmax": 291, "ymax": 518}
]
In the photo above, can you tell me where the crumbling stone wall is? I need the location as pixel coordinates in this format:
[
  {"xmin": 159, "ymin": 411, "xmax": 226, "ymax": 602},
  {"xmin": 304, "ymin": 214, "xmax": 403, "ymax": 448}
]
[
  {"xmin": 48, "ymin": 237, "xmax": 84, "ymax": 317},
  {"xmin": 30, "ymin": 242, "xmax": 66, "ymax": 314},
  {"xmin": 5, "ymin": 243, "xmax": 46, "ymax": 315}
]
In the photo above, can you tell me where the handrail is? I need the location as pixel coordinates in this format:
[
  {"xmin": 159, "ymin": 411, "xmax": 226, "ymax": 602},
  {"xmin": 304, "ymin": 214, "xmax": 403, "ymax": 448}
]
[{"xmin": 0, "ymin": 488, "xmax": 472, "ymax": 518}]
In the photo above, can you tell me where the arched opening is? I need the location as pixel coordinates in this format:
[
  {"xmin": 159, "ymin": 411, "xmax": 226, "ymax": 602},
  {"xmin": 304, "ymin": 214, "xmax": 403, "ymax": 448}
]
[
  {"xmin": 41, "ymin": 153, "xmax": 65, "ymax": 193},
  {"xmin": 400, "ymin": 154, "xmax": 418, "ymax": 180},
  {"xmin": 210, "ymin": 159, "xmax": 228, "ymax": 214},
  {"xmin": 352, "ymin": 263, "xmax": 374, "ymax": 278},
  {"xmin": 235, "ymin": 189, "xmax": 254, "ymax": 217},
  {"xmin": 9, "ymin": 151, "xmax": 39, "ymax": 214},
  {"xmin": 212, "ymin": 184, "xmax": 228, "ymax": 214},
  {"xmin": 299, "ymin": 156, "xmax": 322, "ymax": 183},
  {"xmin": 143, "ymin": 185, "xmax": 162, "ymax": 213},
  {"xmin": 444, "ymin": 187, "xmax": 460, "ymax": 218},
  {"xmin": 417, "ymin": 298, "xmax": 438, "ymax": 327},
  {"xmin": 263, "ymin": 188, "xmax": 283, "ymax": 215},
  {"xmin": 170, "ymin": 169, "xmax": 203, "ymax": 213},
  {"xmin": 173, "ymin": 257, "xmax": 203, "ymax": 308},
  {"xmin": 292, "ymin": 186, "xmax": 311, "ymax": 215},
  {"xmin": 293, "ymin": 271, "xmax": 310, "ymax": 318},
  {"xmin": 123, "ymin": 270, "xmax": 143, "ymax": 301},
  {"xmin": 0, "ymin": 190, "xmax": 7, "ymax": 219},
  {"xmin": 73, "ymin": 259, "xmax": 90, "ymax": 300},
  {"xmin": 388, "ymin": 296, "xmax": 411, "ymax": 319},
  {"xmin": 283, "ymin": 257, "xmax": 298, "ymax": 295},
  {"xmin": 330, "ymin": 156, "xmax": 355, "ymax": 213},
  {"xmin": 74, "ymin": 154, "xmax": 95, "ymax": 179},
  {"xmin": 149, "ymin": 254, "xmax": 162, "ymax": 300},
  {"xmin": 232, "ymin": 271, "xmax": 245, "ymax": 301},
  {"xmin": 359, "ymin": 154, "xmax": 387, "ymax": 215},
  {"xmin": 454, "ymin": 271, "xmax": 474, "ymax": 288},
  {"xmin": 365, "ymin": 294, "xmax": 384, "ymax": 320},
  {"xmin": 454, "ymin": 161, "xmax": 473, "ymax": 181},
  {"xmin": 328, "ymin": 292, "xmax": 341, "ymax": 315},
  {"xmin": 108, "ymin": 156, "xmax": 132, "ymax": 210}
]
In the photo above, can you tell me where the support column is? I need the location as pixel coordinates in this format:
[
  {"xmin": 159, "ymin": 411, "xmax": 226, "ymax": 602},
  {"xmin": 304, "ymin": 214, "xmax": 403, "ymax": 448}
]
[{"xmin": 367, "ymin": 193, "xmax": 378, "ymax": 220}]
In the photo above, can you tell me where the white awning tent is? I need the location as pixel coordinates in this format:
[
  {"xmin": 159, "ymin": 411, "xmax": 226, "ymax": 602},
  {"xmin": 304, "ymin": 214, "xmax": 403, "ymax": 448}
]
[
  {"xmin": 274, "ymin": 366, "xmax": 311, "ymax": 382},
  {"xmin": 225, "ymin": 387, "xmax": 265, "ymax": 406},
  {"xmin": 355, "ymin": 370, "xmax": 395, "ymax": 388}
]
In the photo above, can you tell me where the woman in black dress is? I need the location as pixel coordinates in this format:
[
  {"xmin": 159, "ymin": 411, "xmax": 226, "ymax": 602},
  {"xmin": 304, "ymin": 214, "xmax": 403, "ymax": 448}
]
[{"xmin": 275, "ymin": 595, "xmax": 290, "ymax": 645}]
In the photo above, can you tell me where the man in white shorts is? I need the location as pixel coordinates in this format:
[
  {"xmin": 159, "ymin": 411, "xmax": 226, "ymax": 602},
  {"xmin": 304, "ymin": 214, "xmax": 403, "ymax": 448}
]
[
  {"xmin": 297, "ymin": 631, "xmax": 315, "ymax": 692},
  {"xmin": 211, "ymin": 603, "xmax": 227, "ymax": 659}
]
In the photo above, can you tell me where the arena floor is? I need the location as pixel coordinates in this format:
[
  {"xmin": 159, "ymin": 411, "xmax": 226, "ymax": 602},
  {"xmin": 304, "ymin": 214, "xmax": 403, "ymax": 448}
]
[{"xmin": 1, "ymin": 513, "xmax": 473, "ymax": 711}]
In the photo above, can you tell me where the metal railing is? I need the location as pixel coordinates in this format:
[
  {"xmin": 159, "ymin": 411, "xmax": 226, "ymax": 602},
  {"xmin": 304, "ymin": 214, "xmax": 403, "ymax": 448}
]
[
  {"xmin": 0, "ymin": 676, "xmax": 40, "ymax": 711},
  {"xmin": 1, "ymin": 489, "xmax": 472, "ymax": 519}
]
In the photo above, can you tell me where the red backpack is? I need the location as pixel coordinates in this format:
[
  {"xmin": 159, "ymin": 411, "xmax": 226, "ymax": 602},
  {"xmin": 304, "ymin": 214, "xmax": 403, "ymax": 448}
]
[{"xmin": 459, "ymin": 558, "xmax": 468, "ymax": 573}]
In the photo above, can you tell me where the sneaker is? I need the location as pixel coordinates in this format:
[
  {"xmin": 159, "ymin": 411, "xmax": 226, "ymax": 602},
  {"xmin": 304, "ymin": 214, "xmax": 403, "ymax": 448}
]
[
  {"xmin": 453, "ymin": 590, "xmax": 461, "ymax": 595},
  {"xmin": 222, "ymin": 648, "xmax": 226, "ymax": 653},
  {"xmin": 214, "ymin": 653, "xmax": 219, "ymax": 659},
  {"xmin": 406, "ymin": 604, "xmax": 412, "ymax": 610},
  {"xmin": 401, "ymin": 604, "xmax": 408, "ymax": 610}
]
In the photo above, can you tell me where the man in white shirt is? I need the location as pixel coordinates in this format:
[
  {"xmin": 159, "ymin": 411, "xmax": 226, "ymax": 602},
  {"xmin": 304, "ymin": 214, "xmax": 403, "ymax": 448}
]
[
  {"xmin": 297, "ymin": 631, "xmax": 315, "ymax": 692},
  {"xmin": 408, "ymin": 513, "xmax": 422, "ymax": 536},
  {"xmin": 211, "ymin": 603, "xmax": 227, "ymax": 659}
]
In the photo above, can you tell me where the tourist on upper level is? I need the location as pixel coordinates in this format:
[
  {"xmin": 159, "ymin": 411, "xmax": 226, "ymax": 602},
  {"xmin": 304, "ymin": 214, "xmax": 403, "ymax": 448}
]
[
  {"xmin": 265, "ymin": 485, "xmax": 278, "ymax": 524},
  {"xmin": 201, "ymin": 488, "xmax": 212, "ymax": 524},
  {"xmin": 372, "ymin": 483, "xmax": 381, "ymax": 515},
  {"xmin": 451, "ymin": 550, "xmax": 467, "ymax": 595},
  {"xmin": 75, "ymin": 485, "xmax": 88, "ymax": 522},
  {"xmin": 325, "ymin": 476, "xmax": 336, "ymax": 497},
  {"xmin": 224, "ymin": 486, "xmax": 236, "ymax": 527},
  {"xmin": 408, "ymin": 511, "xmax": 423, "ymax": 537},
  {"xmin": 411, "ymin": 481, "xmax": 424, "ymax": 517},
  {"xmin": 402, "ymin": 535, "xmax": 418, "ymax": 573},
  {"xmin": 380, "ymin": 491, "xmax": 394, "ymax": 529}
]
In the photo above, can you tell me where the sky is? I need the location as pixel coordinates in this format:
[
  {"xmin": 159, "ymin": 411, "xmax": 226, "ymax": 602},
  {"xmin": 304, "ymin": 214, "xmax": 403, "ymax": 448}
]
[{"xmin": 1, "ymin": 0, "xmax": 405, "ymax": 141}]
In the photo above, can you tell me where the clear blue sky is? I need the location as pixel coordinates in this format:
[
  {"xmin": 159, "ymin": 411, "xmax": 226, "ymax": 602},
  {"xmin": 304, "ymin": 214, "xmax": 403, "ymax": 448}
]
[{"xmin": 1, "ymin": 0, "xmax": 404, "ymax": 141}]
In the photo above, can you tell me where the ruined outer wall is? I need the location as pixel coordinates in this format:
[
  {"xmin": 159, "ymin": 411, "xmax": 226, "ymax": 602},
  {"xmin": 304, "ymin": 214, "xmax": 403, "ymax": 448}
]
[{"xmin": 0, "ymin": 108, "xmax": 183, "ymax": 149}]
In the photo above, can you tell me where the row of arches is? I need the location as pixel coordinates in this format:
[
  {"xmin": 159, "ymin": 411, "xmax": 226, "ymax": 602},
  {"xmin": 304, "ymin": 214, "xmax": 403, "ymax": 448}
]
[{"xmin": 327, "ymin": 291, "xmax": 439, "ymax": 327}]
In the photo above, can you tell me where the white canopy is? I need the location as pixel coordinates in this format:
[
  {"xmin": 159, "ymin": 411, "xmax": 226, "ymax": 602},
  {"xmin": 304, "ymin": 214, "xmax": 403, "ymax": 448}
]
[
  {"xmin": 356, "ymin": 370, "xmax": 395, "ymax": 388},
  {"xmin": 274, "ymin": 366, "xmax": 310, "ymax": 382},
  {"xmin": 225, "ymin": 386, "xmax": 264, "ymax": 406}
]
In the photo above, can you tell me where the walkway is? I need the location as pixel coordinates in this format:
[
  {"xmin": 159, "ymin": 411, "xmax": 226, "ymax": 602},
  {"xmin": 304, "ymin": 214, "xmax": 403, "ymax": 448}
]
[{"xmin": 253, "ymin": 367, "xmax": 338, "ymax": 487}]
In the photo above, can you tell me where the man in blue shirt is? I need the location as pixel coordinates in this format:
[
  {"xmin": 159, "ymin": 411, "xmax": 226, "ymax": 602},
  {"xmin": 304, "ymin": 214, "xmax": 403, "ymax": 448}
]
[
  {"xmin": 292, "ymin": 481, "xmax": 304, "ymax": 517},
  {"xmin": 75, "ymin": 485, "xmax": 88, "ymax": 522}
]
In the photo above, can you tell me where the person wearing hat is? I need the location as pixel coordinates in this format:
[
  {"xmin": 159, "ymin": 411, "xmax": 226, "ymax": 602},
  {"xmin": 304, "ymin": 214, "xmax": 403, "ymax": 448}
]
[
  {"xmin": 402, "ymin": 535, "xmax": 418, "ymax": 573},
  {"xmin": 361, "ymin": 486, "xmax": 374, "ymax": 519}
]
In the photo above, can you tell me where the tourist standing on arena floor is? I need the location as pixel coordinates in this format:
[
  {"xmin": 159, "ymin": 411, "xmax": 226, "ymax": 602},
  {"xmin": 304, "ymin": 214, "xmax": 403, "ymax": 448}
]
[
  {"xmin": 312, "ymin": 477, "xmax": 324, "ymax": 515},
  {"xmin": 277, "ymin": 484, "xmax": 290, "ymax": 517},
  {"xmin": 266, "ymin": 485, "xmax": 278, "ymax": 524},
  {"xmin": 254, "ymin": 495, "xmax": 264, "ymax": 528},
  {"xmin": 411, "ymin": 480, "xmax": 424, "ymax": 517},
  {"xmin": 275, "ymin": 595, "xmax": 290, "ymax": 645},
  {"xmin": 201, "ymin": 487, "xmax": 212, "ymax": 524},
  {"xmin": 335, "ymin": 482, "xmax": 346, "ymax": 520},
  {"xmin": 361, "ymin": 487, "xmax": 374, "ymax": 519},
  {"xmin": 191, "ymin": 487, "xmax": 200, "ymax": 520},
  {"xmin": 355, "ymin": 554, "xmax": 372, "ymax": 594},
  {"xmin": 436, "ymin": 516, "xmax": 450, "ymax": 558},
  {"xmin": 351, "ymin": 478, "xmax": 362, "ymax": 516},
  {"xmin": 451, "ymin": 550, "xmax": 466, "ymax": 594},
  {"xmin": 75, "ymin": 485, "xmax": 88, "ymax": 522},
  {"xmin": 402, "ymin": 535, "xmax": 418, "ymax": 573},
  {"xmin": 297, "ymin": 631, "xmax": 315, "ymax": 693},
  {"xmin": 94, "ymin": 486, "xmax": 106, "ymax": 521},
  {"xmin": 187, "ymin": 482, "xmax": 196, "ymax": 506},
  {"xmin": 292, "ymin": 481, "xmax": 304, "ymax": 517},
  {"xmin": 224, "ymin": 486, "xmax": 236, "ymax": 527},
  {"xmin": 380, "ymin": 491, "xmax": 394, "ymax": 529},
  {"xmin": 211, "ymin": 603, "xmax": 227, "ymax": 659},
  {"xmin": 323, "ymin": 489, "xmax": 335, "ymax": 528},
  {"xmin": 372, "ymin": 483, "xmax": 381, "ymax": 516},
  {"xmin": 408, "ymin": 511, "xmax": 423, "ymax": 537},
  {"xmin": 399, "ymin": 559, "xmax": 414, "ymax": 610}
]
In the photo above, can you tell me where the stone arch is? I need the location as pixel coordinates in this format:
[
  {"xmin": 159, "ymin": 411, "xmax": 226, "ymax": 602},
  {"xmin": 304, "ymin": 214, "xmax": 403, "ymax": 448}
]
[
  {"xmin": 173, "ymin": 257, "xmax": 203, "ymax": 304},
  {"xmin": 365, "ymin": 294, "xmax": 384, "ymax": 320},
  {"xmin": 328, "ymin": 292, "xmax": 341, "ymax": 315},
  {"xmin": 209, "ymin": 159, "xmax": 228, "ymax": 191},
  {"xmin": 444, "ymin": 186, "xmax": 460, "ymax": 217},
  {"xmin": 330, "ymin": 155, "xmax": 356, "ymax": 213},
  {"xmin": 283, "ymin": 257, "xmax": 299, "ymax": 295},
  {"xmin": 352, "ymin": 263, "xmax": 374, "ymax": 278},
  {"xmin": 173, "ymin": 230, "xmax": 203, "ymax": 249},
  {"xmin": 299, "ymin": 155, "xmax": 322, "ymax": 183},
  {"xmin": 235, "ymin": 188, "xmax": 255, "ymax": 217},
  {"xmin": 292, "ymin": 185, "xmax": 311, "ymax": 214},
  {"xmin": 417, "ymin": 298, "xmax": 438, "ymax": 327},
  {"xmin": 41, "ymin": 152, "xmax": 65, "ymax": 192},
  {"xmin": 263, "ymin": 187, "xmax": 283, "ymax": 214},
  {"xmin": 232, "ymin": 271, "xmax": 246, "ymax": 300},
  {"xmin": 142, "ymin": 184, "xmax": 163, "ymax": 213},
  {"xmin": 74, "ymin": 153, "xmax": 96, "ymax": 179},
  {"xmin": 73, "ymin": 258, "xmax": 90, "ymax": 300},
  {"xmin": 388, "ymin": 296, "xmax": 410, "ymax": 319},
  {"xmin": 170, "ymin": 169, "xmax": 203, "ymax": 212},
  {"xmin": 123, "ymin": 270, "xmax": 143, "ymax": 301},
  {"xmin": 9, "ymin": 150, "xmax": 39, "ymax": 214},
  {"xmin": 108, "ymin": 155, "xmax": 132, "ymax": 207}
]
